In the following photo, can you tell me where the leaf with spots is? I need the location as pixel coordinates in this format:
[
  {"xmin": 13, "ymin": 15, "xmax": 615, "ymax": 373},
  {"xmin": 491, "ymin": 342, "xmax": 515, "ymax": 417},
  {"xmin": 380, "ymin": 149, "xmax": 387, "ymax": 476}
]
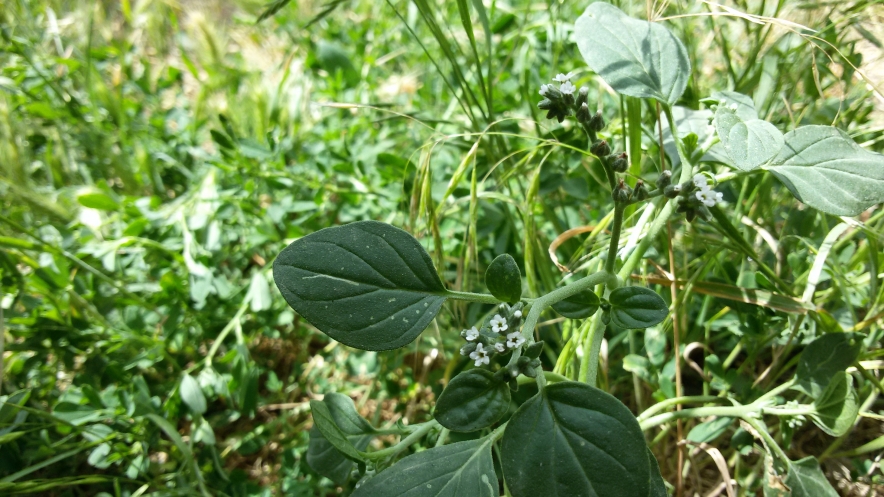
[
  {"xmin": 352, "ymin": 437, "xmax": 498, "ymax": 497},
  {"xmin": 273, "ymin": 221, "xmax": 448, "ymax": 351},
  {"xmin": 501, "ymin": 381, "xmax": 651, "ymax": 497}
]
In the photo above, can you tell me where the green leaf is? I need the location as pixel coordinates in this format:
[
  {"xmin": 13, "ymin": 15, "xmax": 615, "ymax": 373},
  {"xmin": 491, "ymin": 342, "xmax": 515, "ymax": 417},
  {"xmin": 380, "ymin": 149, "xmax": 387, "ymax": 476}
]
[
  {"xmin": 307, "ymin": 393, "xmax": 375, "ymax": 484},
  {"xmin": 574, "ymin": 3, "xmax": 690, "ymax": 105},
  {"xmin": 309, "ymin": 400, "xmax": 364, "ymax": 463},
  {"xmin": 687, "ymin": 417, "xmax": 733, "ymax": 444},
  {"xmin": 710, "ymin": 90, "xmax": 758, "ymax": 120},
  {"xmin": 765, "ymin": 126, "xmax": 884, "ymax": 216},
  {"xmin": 810, "ymin": 372, "xmax": 858, "ymax": 437},
  {"xmin": 273, "ymin": 221, "xmax": 448, "ymax": 351},
  {"xmin": 714, "ymin": 106, "xmax": 783, "ymax": 172},
  {"xmin": 352, "ymin": 437, "xmax": 498, "ymax": 497},
  {"xmin": 501, "ymin": 381, "xmax": 650, "ymax": 497},
  {"xmin": 608, "ymin": 286, "xmax": 668, "ymax": 330},
  {"xmin": 772, "ymin": 457, "xmax": 839, "ymax": 497},
  {"xmin": 484, "ymin": 254, "xmax": 521, "ymax": 303},
  {"xmin": 179, "ymin": 374, "xmax": 206, "ymax": 415},
  {"xmin": 247, "ymin": 272, "xmax": 272, "ymax": 312},
  {"xmin": 434, "ymin": 369, "xmax": 511, "ymax": 432},
  {"xmin": 794, "ymin": 332, "xmax": 863, "ymax": 397},
  {"xmin": 551, "ymin": 290, "xmax": 600, "ymax": 319},
  {"xmin": 647, "ymin": 448, "xmax": 668, "ymax": 497},
  {"xmin": 662, "ymin": 107, "xmax": 733, "ymax": 168},
  {"xmin": 76, "ymin": 191, "xmax": 120, "ymax": 211}
]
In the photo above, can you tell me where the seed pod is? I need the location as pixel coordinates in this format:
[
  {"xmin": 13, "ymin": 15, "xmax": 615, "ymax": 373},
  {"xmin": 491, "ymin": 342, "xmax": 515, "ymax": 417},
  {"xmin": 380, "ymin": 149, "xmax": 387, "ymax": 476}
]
[
  {"xmin": 590, "ymin": 139, "xmax": 611, "ymax": 157},
  {"xmin": 634, "ymin": 181, "xmax": 649, "ymax": 200},
  {"xmin": 610, "ymin": 152, "xmax": 628, "ymax": 173}
]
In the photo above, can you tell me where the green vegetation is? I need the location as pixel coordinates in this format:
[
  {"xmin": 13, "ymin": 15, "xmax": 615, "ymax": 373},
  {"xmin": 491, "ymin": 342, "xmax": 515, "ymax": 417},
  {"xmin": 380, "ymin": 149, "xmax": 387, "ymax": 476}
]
[{"xmin": 1, "ymin": 0, "xmax": 883, "ymax": 495}]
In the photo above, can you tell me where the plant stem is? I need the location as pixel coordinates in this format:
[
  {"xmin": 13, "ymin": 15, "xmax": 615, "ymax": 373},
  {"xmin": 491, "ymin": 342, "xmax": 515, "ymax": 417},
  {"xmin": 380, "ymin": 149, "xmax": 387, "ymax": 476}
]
[
  {"xmin": 363, "ymin": 420, "xmax": 440, "ymax": 461},
  {"xmin": 637, "ymin": 395, "xmax": 729, "ymax": 422},
  {"xmin": 583, "ymin": 317, "xmax": 606, "ymax": 387},
  {"xmin": 605, "ymin": 203, "xmax": 625, "ymax": 274},
  {"xmin": 446, "ymin": 290, "xmax": 501, "ymax": 304}
]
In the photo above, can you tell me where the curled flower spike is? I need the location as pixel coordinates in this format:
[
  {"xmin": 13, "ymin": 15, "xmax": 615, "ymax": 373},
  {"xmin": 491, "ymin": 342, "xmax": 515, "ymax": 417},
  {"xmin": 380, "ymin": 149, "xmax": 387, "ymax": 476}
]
[
  {"xmin": 506, "ymin": 332, "xmax": 526, "ymax": 349},
  {"xmin": 695, "ymin": 189, "xmax": 724, "ymax": 207},
  {"xmin": 465, "ymin": 326, "xmax": 479, "ymax": 341},
  {"xmin": 559, "ymin": 81, "xmax": 576, "ymax": 95},
  {"xmin": 552, "ymin": 72, "xmax": 575, "ymax": 83},
  {"xmin": 490, "ymin": 314, "xmax": 508, "ymax": 333},
  {"xmin": 470, "ymin": 343, "xmax": 490, "ymax": 366}
]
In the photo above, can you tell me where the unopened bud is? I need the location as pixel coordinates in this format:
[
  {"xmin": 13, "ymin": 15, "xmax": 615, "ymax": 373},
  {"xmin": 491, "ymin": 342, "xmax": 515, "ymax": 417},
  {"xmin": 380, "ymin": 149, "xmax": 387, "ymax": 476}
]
[
  {"xmin": 576, "ymin": 86, "xmax": 589, "ymax": 107},
  {"xmin": 590, "ymin": 139, "xmax": 611, "ymax": 157},
  {"xmin": 610, "ymin": 152, "xmax": 628, "ymax": 173},
  {"xmin": 613, "ymin": 179, "xmax": 631, "ymax": 203},
  {"xmin": 538, "ymin": 98, "xmax": 555, "ymax": 110},
  {"xmin": 663, "ymin": 184, "xmax": 682, "ymax": 198},
  {"xmin": 588, "ymin": 111, "xmax": 605, "ymax": 132},
  {"xmin": 634, "ymin": 181, "xmax": 649, "ymax": 200},
  {"xmin": 697, "ymin": 204, "xmax": 712, "ymax": 222},
  {"xmin": 576, "ymin": 103, "xmax": 590, "ymax": 124},
  {"xmin": 656, "ymin": 170, "xmax": 672, "ymax": 189}
]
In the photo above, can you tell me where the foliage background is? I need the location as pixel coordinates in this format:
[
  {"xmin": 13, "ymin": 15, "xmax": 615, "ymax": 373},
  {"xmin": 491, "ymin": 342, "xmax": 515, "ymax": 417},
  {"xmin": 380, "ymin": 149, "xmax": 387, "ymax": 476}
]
[{"xmin": 1, "ymin": 0, "xmax": 883, "ymax": 495}]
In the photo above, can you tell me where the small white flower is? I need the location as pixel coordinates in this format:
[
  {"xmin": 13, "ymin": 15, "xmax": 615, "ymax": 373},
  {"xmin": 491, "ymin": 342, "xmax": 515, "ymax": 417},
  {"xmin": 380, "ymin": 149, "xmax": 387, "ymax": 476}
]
[
  {"xmin": 470, "ymin": 343, "xmax": 490, "ymax": 366},
  {"xmin": 506, "ymin": 332, "xmax": 526, "ymax": 349},
  {"xmin": 538, "ymin": 84, "xmax": 551, "ymax": 97},
  {"xmin": 695, "ymin": 189, "xmax": 723, "ymax": 207},
  {"xmin": 692, "ymin": 174, "xmax": 711, "ymax": 191},
  {"xmin": 465, "ymin": 326, "xmax": 479, "ymax": 341},
  {"xmin": 490, "ymin": 314, "xmax": 508, "ymax": 333},
  {"xmin": 552, "ymin": 72, "xmax": 574, "ymax": 83},
  {"xmin": 494, "ymin": 342, "xmax": 506, "ymax": 353},
  {"xmin": 514, "ymin": 310, "xmax": 522, "ymax": 319},
  {"xmin": 559, "ymin": 81, "xmax": 576, "ymax": 95}
]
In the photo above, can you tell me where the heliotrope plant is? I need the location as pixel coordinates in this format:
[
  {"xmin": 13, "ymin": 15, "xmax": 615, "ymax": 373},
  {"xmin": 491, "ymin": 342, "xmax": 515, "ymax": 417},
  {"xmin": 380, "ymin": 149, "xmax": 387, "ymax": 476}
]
[{"xmin": 273, "ymin": 3, "xmax": 884, "ymax": 496}]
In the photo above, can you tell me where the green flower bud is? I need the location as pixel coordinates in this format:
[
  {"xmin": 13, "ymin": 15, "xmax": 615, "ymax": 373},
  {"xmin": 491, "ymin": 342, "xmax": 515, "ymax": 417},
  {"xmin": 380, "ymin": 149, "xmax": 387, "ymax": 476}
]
[
  {"xmin": 656, "ymin": 170, "xmax": 672, "ymax": 189},
  {"xmin": 634, "ymin": 181, "xmax": 649, "ymax": 200},
  {"xmin": 576, "ymin": 86, "xmax": 589, "ymax": 107},
  {"xmin": 697, "ymin": 204, "xmax": 713, "ymax": 222},
  {"xmin": 576, "ymin": 102, "xmax": 590, "ymax": 124},
  {"xmin": 525, "ymin": 341, "xmax": 544, "ymax": 359},
  {"xmin": 685, "ymin": 207, "xmax": 697, "ymax": 223},
  {"xmin": 591, "ymin": 139, "xmax": 611, "ymax": 157},
  {"xmin": 508, "ymin": 378, "xmax": 519, "ymax": 392},
  {"xmin": 588, "ymin": 111, "xmax": 605, "ymax": 132},
  {"xmin": 663, "ymin": 184, "xmax": 682, "ymax": 198},
  {"xmin": 610, "ymin": 152, "xmax": 628, "ymax": 173},
  {"xmin": 537, "ymin": 98, "xmax": 555, "ymax": 110}
]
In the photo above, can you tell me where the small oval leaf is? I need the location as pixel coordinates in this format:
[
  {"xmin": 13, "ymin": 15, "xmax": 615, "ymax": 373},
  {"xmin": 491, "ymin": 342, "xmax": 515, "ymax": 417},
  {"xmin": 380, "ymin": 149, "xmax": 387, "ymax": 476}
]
[
  {"xmin": 353, "ymin": 438, "xmax": 497, "ymax": 497},
  {"xmin": 307, "ymin": 393, "xmax": 375, "ymax": 483},
  {"xmin": 273, "ymin": 221, "xmax": 448, "ymax": 351},
  {"xmin": 309, "ymin": 400, "xmax": 364, "ymax": 463},
  {"xmin": 574, "ymin": 3, "xmax": 690, "ymax": 105},
  {"xmin": 485, "ymin": 254, "xmax": 521, "ymax": 303},
  {"xmin": 766, "ymin": 126, "xmax": 884, "ymax": 216},
  {"xmin": 715, "ymin": 106, "xmax": 784, "ymax": 172},
  {"xmin": 501, "ymin": 381, "xmax": 650, "ymax": 497},
  {"xmin": 179, "ymin": 374, "xmax": 206, "ymax": 415},
  {"xmin": 435, "ymin": 369, "xmax": 511, "ymax": 432},
  {"xmin": 551, "ymin": 290, "xmax": 600, "ymax": 319},
  {"xmin": 608, "ymin": 286, "xmax": 668, "ymax": 329}
]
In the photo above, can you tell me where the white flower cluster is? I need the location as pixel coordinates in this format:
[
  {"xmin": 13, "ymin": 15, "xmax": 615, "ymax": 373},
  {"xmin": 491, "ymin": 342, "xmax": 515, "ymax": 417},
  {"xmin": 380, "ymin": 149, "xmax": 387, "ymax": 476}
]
[
  {"xmin": 692, "ymin": 174, "xmax": 723, "ymax": 207},
  {"xmin": 539, "ymin": 72, "xmax": 576, "ymax": 98},
  {"xmin": 459, "ymin": 304, "xmax": 527, "ymax": 366}
]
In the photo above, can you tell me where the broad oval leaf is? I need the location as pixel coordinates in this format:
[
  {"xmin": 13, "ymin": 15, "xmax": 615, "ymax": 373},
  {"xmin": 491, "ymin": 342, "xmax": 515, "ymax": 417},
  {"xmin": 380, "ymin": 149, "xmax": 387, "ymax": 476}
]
[
  {"xmin": 715, "ymin": 106, "xmax": 783, "ymax": 172},
  {"xmin": 501, "ymin": 381, "xmax": 650, "ymax": 497},
  {"xmin": 273, "ymin": 221, "xmax": 448, "ymax": 351},
  {"xmin": 485, "ymin": 254, "xmax": 522, "ymax": 303},
  {"xmin": 794, "ymin": 332, "xmax": 863, "ymax": 397},
  {"xmin": 810, "ymin": 371, "xmax": 858, "ymax": 437},
  {"xmin": 608, "ymin": 286, "xmax": 668, "ymax": 330},
  {"xmin": 687, "ymin": 416, "xmax": 733, "ymax": 444},
  {"xmin": 307, "ymin": 393, "xmax": 376, "ymax": 484},
  {"xmin": 710, "ymin": 90, "xmax": 758, "ymax": 120},
  {"xmin": 766, "ymin": 126, "xmax": 884, "ymax": 216},
  {"xmin": 435, "ymin": 369, "xmax": 511, "ymax": 432},
  {"xmin": 179, "ymin": 374, "xmax": 206, "ymax": 415},
  {"xmin": 764, "ymin": 457, "xmax": 839, "ymax": 497},
  {"xmin": 352, "ymin": 437, "xmax": 498, "ymax": 497},
  {"xmin": 551, "ymin": 290, "xmax": 600, "ymax": 319},
  {"xmin": 309, "ymin": 400, "xmax": 364, "ymax": 463},
  {"xmin": 574, "ymin": 3, "xmax": 690, "ymax": 105},
  {"xmin": 648, "ymin": 448, "xmax": 668, "ymax": 497}
]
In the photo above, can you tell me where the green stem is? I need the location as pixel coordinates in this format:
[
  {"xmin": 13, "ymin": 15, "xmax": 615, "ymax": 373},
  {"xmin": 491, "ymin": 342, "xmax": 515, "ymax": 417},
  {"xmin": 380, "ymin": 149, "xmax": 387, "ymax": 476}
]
[
  {"xmin": 605, "ymin": 204, "xmax": 625, "ymax": 274},
  {"xmin": 446, "ymin": 290, "xmax": 501, "ymax": 304},
  {"xmin": 583, "ymin": 317, "xmax": 606, "ymax": 387},
  {"xmin": 363, "ymin": 420, "xmax": 440, "ymax": 461},
  {"xmin": 637, "ymin": 395, "xmax": 728, "ymax": 422},
  {"xmin": 639, "ymin": 404, "xmax": 755, "ymax": 431}
]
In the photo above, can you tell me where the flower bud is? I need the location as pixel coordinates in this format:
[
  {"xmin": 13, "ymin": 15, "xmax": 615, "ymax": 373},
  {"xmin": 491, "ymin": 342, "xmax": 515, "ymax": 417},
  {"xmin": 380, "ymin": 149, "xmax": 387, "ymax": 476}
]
[
  {"xmin": 634, "ymin": 181, "xmax": 649, "ymax": 200},
  {"xmin": 609, "ymin": 152, "xmax": 628, "ymax": 173},
  {"xmin": 525, "ymin": 341, "xmax": 544, "ymax": 359},
  {"xmin": 576, "ymin": 102, "xmax": 590, "ymax": 124},
  {"xmin": 697, "ymin": 204, "xmax": 712, "ymax": 222},
  {"xmin": 663, "ymin": 184, "xmax": 682, "ymax": 198},
  {"xmin": 656, "ymin": 170, "xmax": 672, "ymax": 189},
  {"xmin": 590, "ymin": 139, "xmax": 611, "ymax": 157},
  {"xmin": 588, "ymin": 111, "xmax": 605, "ymax": 132},
  {"xmin": 539, "ymin": 84, "xmax": 563, "ymax": 101},
  {"xmin": 685, "ymin": 207, "xmax": 697, "ymax": 223},
  {"xmin": 537, "ymin": 98, "xmax": 555, "ymax": 110},
  {"xmin": 613, "ymin": 179, "xmax": 631, "ymax": 203},
  {"xmin": 576, "ymin": 86, "xmax": 589, "ymax": 107}
]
